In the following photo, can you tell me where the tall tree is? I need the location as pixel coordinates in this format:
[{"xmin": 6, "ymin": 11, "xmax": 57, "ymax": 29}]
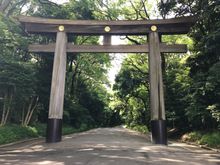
[
  {"xmin": 113, "ymin": 54, "xmax": 150, "ymax": 127},
  {"xmin": 159, "ymin": 0, "xmax": 220, "ymax": 129}
]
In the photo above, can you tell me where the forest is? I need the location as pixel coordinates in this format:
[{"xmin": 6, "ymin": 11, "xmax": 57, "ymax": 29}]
[{"xmin": 0, "ymin": 0, "xmax": 219, "ymax": 148}]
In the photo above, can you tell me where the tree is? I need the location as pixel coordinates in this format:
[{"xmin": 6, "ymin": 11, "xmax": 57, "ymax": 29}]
[
  {"xmin": 0, "ymin": 0, "xmax": 12, "ymax": 12},
  {"xmin": 22, "ymin": 0, "xmax": 114, "ymax": 127},
  {"xmin": 113, "ymin": 54, "xmax": 150, "ymax": 127},
  {"xmin": 159, "ymin": 0, "xmax": 220, "ymax": 129}
]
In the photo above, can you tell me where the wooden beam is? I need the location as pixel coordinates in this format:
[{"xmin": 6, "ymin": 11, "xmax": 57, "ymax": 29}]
[
  {"xmin": 103, "ymin": 35, "xmax": 111, "ymax": 45},
  {"xmin": 48, "ymin": 32, "xmax": 67, "ymax": 119},
  {"xmin": 149, "ymin": 32, "xmax": 160, "ymax": 120},
  {"xmin": 148, "ymin": 32, "xmax": 165, "ymax": 120},
  {"xmin": 18, "ymin": 16, "xmax": 197, "ymax": 35},
  {"xmin": 29, "ymin": 43, "xmax": 187, "ymax": 53}
]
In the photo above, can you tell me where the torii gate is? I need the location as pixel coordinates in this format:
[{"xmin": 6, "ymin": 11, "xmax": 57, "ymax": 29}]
[{"xmin": 18, "ymin": 16, "xmax": 196, "ymax": 145}]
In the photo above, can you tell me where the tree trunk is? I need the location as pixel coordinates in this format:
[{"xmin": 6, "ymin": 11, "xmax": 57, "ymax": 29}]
[
  {"xmin": 0, "ymin": 94, "xmax": 7, "ymax": 126},
  {"xmin": 22, "ymin": 97, "xmax": 38, "ymax": 127},
  {"xmin": 3, "ymin": 93, "xmax": 13, "ymax": 125},
  {"xmin": 0, "ymin": 92, "xmax": 13, "ymax": 126},
  {"xmin": 26, "ymin": 97, "xmax": 38, "ymax": 126},
  {"xmin": 0, "ymin": 0, "xmax": 12, "ymax": 12}
]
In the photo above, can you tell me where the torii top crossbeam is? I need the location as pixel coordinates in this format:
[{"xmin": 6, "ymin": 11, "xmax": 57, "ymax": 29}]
[{"xmin": 18, "ymin": 16, "xmax": 196, "ymax": 35}]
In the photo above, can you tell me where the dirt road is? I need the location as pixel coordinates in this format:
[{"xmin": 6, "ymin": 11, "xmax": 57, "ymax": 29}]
[{"xmin": 0, "ymin": 127, "xmax": 219, "ymax": 165}]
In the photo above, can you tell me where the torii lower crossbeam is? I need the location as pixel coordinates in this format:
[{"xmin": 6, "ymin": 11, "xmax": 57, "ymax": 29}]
[{"xmin": 28, "ymin": 44, "xmax": 187, "ymax": 53}]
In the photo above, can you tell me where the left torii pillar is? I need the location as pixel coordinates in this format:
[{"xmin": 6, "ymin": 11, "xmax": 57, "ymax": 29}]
[{"xmin": 46, "ymin": 27, "xmax": 67, "ymax": 143}]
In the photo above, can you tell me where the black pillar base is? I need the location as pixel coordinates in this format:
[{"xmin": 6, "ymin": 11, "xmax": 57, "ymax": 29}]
[
  {"xmin": 151, "ymin": 120, "xmax": 167, "ymax": 145},
  {"xmin": 46, "ymin": 118, "xmax": 62, "ymax": 143}
]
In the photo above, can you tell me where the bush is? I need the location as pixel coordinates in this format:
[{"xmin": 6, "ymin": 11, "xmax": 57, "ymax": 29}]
[
  {"xmin": 129, "ymin": 124, "xmax": 149, "ymax": 134},
  {"xmin": 0, "ymin": 125, "xmax": 38, "ymax": 145},
  {"xmin": 188, "ymin": 132, "xmax": 202, "ymax": 142},
  {"xmin": 0, "ymin": 123, "xmax": 92, "ymax": 145},
  {"xmin": 62, "ymin": 125, "xmax": 77, "ymax": 135},
  {"xmin": 181, "ymin": 131, "xmax": 220, "ymax": 149},
  {"xmin": 33, "ymin": 123, "xmax": 46, "ymax": 136},
  {"xmin": 33, "ymin": 123, "xmax": 89, "ymax": 136},
  {"xmin": 199, "ymin": 132, "xmax": 220, "ymax": 148}
]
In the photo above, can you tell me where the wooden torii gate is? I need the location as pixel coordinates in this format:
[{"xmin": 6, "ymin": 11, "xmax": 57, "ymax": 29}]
[{"xmin": 18, "ymin": 16, "xmax": 196, "ymax": 145}]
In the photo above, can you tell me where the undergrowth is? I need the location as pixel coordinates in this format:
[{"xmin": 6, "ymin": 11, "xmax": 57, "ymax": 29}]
[
  {"xmin": 181, "ymin": 131, "xmax": 220, "ymax": 149},
  {"xmin": 0, "ymin": 123, "xmax": 90, "ymax": 145}
]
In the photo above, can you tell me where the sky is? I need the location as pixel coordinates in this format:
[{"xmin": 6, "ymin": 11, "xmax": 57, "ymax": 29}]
[
  {"xmin": 50, "ymin": 0, "xmax": 69, "ymax": 4},
  {"xmin": 106, "ymin": 36, "xmax": 127, "ymax": 86}
]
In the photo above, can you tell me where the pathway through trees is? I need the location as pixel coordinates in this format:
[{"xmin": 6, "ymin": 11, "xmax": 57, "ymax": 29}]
[{"xmin": 0, "ymin": 127, "xmax": 219, "ymax": 165}]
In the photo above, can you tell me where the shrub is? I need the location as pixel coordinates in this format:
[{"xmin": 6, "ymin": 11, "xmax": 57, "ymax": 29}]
[
  {"xmin": 32, "ymin": 123, "xmax": 46, "ymax": 136},
  {"xmin": 188, "ymin": 132, "xmax": 202, "ymax": 142},
  {"xmin": 129, "ymin": 125, "xmax": 149, "ymax": 134},
  {"xmin": 181, "ymin": 131, "xmax": 220, "ymax": 149},
  {"xmin": 62, "ymin": 125, "xmax": 77, "ymax": 135},
  {"xmin": 0, "ymin": 123, "xmax": 91, "ymax": 145},
  {"xmin": 199, "ymin": 132, "xmax": 220, "ymax": 148},
  {"xmin": 0, "ymin": 125, "xmax": 38, "ymax": 145}
]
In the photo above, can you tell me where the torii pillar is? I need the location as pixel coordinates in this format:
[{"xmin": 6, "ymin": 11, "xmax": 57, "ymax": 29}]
[
  {"xmin": 148, "ymin": 25, "xmax": 166, "ymax": 144},
  {"xmin": 46, "ymin": 26, "xmax": 67, "ymax": 143}
]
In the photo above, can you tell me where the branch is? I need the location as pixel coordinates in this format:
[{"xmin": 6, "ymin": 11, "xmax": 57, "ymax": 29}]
[
  {"xmin": 141, "ymin": 0, "xmax": 150, "ymax": 19},
  {"xmin": 125, "ymin": 36, "xmax": 141, "ymax": 45},
  {"xmin": 0, "ymin": 0, "xmax": 12, "ymax": 12},
  {"xmin": 6, "ymin": 0, "xmax": 27, "ymax": 17},
  {"xmin": 78, "ymin": 36, "xmax": 92, "ymax": 45},
  {"xmin": 37, "ymin": 0, "xmax": 60, "ymax": 7},
  {"xmin": 129, "ymin": 0, "xmax": 139, "ymax": 20},
  {"xmin": 126, "ymin": 58, "xmax": 146, "ymax": 75}
]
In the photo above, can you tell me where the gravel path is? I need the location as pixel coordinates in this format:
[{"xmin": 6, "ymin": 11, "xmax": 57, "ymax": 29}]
[{"xmin": 0, "ymin": 127, "xmax": 219, "ymax": 165}]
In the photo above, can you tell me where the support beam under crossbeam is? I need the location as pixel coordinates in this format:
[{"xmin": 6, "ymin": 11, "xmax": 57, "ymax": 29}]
[{"xmin": 28, "ymin": 44, "xmax": 187, "ymax": 53}]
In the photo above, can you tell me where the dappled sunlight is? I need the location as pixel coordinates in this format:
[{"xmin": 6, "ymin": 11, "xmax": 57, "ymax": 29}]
[
  {"xmin": 34, "ymin": 161, "xmax": 64, "ymax": 165},
  {"xmin": 0, "ymin": 127, "xmax": 219, "ymax": 165},
  {"xmin": 158, "ymin": 158, "xmax": 185, "ymax": 163}
]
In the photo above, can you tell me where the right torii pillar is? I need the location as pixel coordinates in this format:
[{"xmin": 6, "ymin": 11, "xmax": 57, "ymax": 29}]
[{"xmin": 148, "ymin": 26, "xmax": 167, "ymax": 145}]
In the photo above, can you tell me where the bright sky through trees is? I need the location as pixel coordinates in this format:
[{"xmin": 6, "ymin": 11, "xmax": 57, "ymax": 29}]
[
  {"xmin": 50, "ymin": 0, "xmax": 69, "ymax": 4},
  {"xmin": 50, "ymin": 0, "xmax": 158, "ymax": 86}
]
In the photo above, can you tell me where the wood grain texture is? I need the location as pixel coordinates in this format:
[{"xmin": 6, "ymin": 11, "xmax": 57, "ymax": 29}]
[
  {"xmin": 149, "ymin": 32, "xmax": 165, "ymax": 120},
  {"xmin": 18, "ymin": 16, "xmax": 197, "ymax": 35},
  {"xmin": 103, "ymin": 35, "xmax": 112, "ymax": 45},
  {"xmin": 48, "ymin": 32, "xmax": 67, "ymax": 119},
  {"xmin": 28, "ymin": 43, "xmax": 187, "ymax": 53}
]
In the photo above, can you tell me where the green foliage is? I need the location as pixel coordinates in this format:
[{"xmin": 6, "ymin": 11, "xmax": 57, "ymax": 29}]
[
  {"xmin": 188, "ymin": 132, "xmax": 202, "ymax": 142},
  {"xmin": 185, "ymin": 0, "xmax": 220, "ymax": 129},
  {"xmin": 0, "ymin": 124, "xmax": 92, "ymax": 145},
  {"xmin": 182, "ymin": 131, "xmax": 220, "ymax": 149},
  {"xmin": 32, "ymin": 123, "xmax": 46, "ymax": 136},
  {"xmin": 128, "ymin": 124, "xmax": 149, "ymax": 134},
  {"xmin": 164, "ymin": 54, "xmax": 191, "ymax": 129},
  {"xmin": 113, "ymin": 54, "xmax": 150, "ymax": 128},
  {"xmin": 65, "ymin": 0, "xmax": 95, "ymax": 19},
  {"xmin": 0, "ymin": 13, "xmax": 39, "ymax": 125},
  {"xmin": 62, "ymin": 125, "xmax": 77, "ymax": 135},
  {"xmin": 0, "ymin": 125, "xmax": 38, "ymax": 144},
  {"xmin": 0, "ymin": 0, "xmax": 219, "ymax": 145},
  {"xmin": 0, "ymin": 0, "xmax": 115, "ymax": 128},
  {"xmin": 64, "ymin": 97, "xmax": 95, "ymax": 128},
  {"xmin": 113, "ymin": 57, "xmax": 150, "ymax": 130},
  {"xmin": 159, "ymin": 0, "xmax": 220, "ymax": 130},
  {"xmin": 200, "ymin": 132, "xmax": 220, "ymax": 148}
]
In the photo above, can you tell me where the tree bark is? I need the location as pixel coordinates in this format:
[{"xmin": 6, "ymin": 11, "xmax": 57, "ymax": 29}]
[{"xmin": 0, "ymin": 0, "xmax": 12, "ymax": 12}]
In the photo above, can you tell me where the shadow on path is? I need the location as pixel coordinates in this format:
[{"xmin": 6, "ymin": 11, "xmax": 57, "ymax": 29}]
[{"xmin": 0, "ymin": 127, "xmax": 219, "ymax": 165}]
